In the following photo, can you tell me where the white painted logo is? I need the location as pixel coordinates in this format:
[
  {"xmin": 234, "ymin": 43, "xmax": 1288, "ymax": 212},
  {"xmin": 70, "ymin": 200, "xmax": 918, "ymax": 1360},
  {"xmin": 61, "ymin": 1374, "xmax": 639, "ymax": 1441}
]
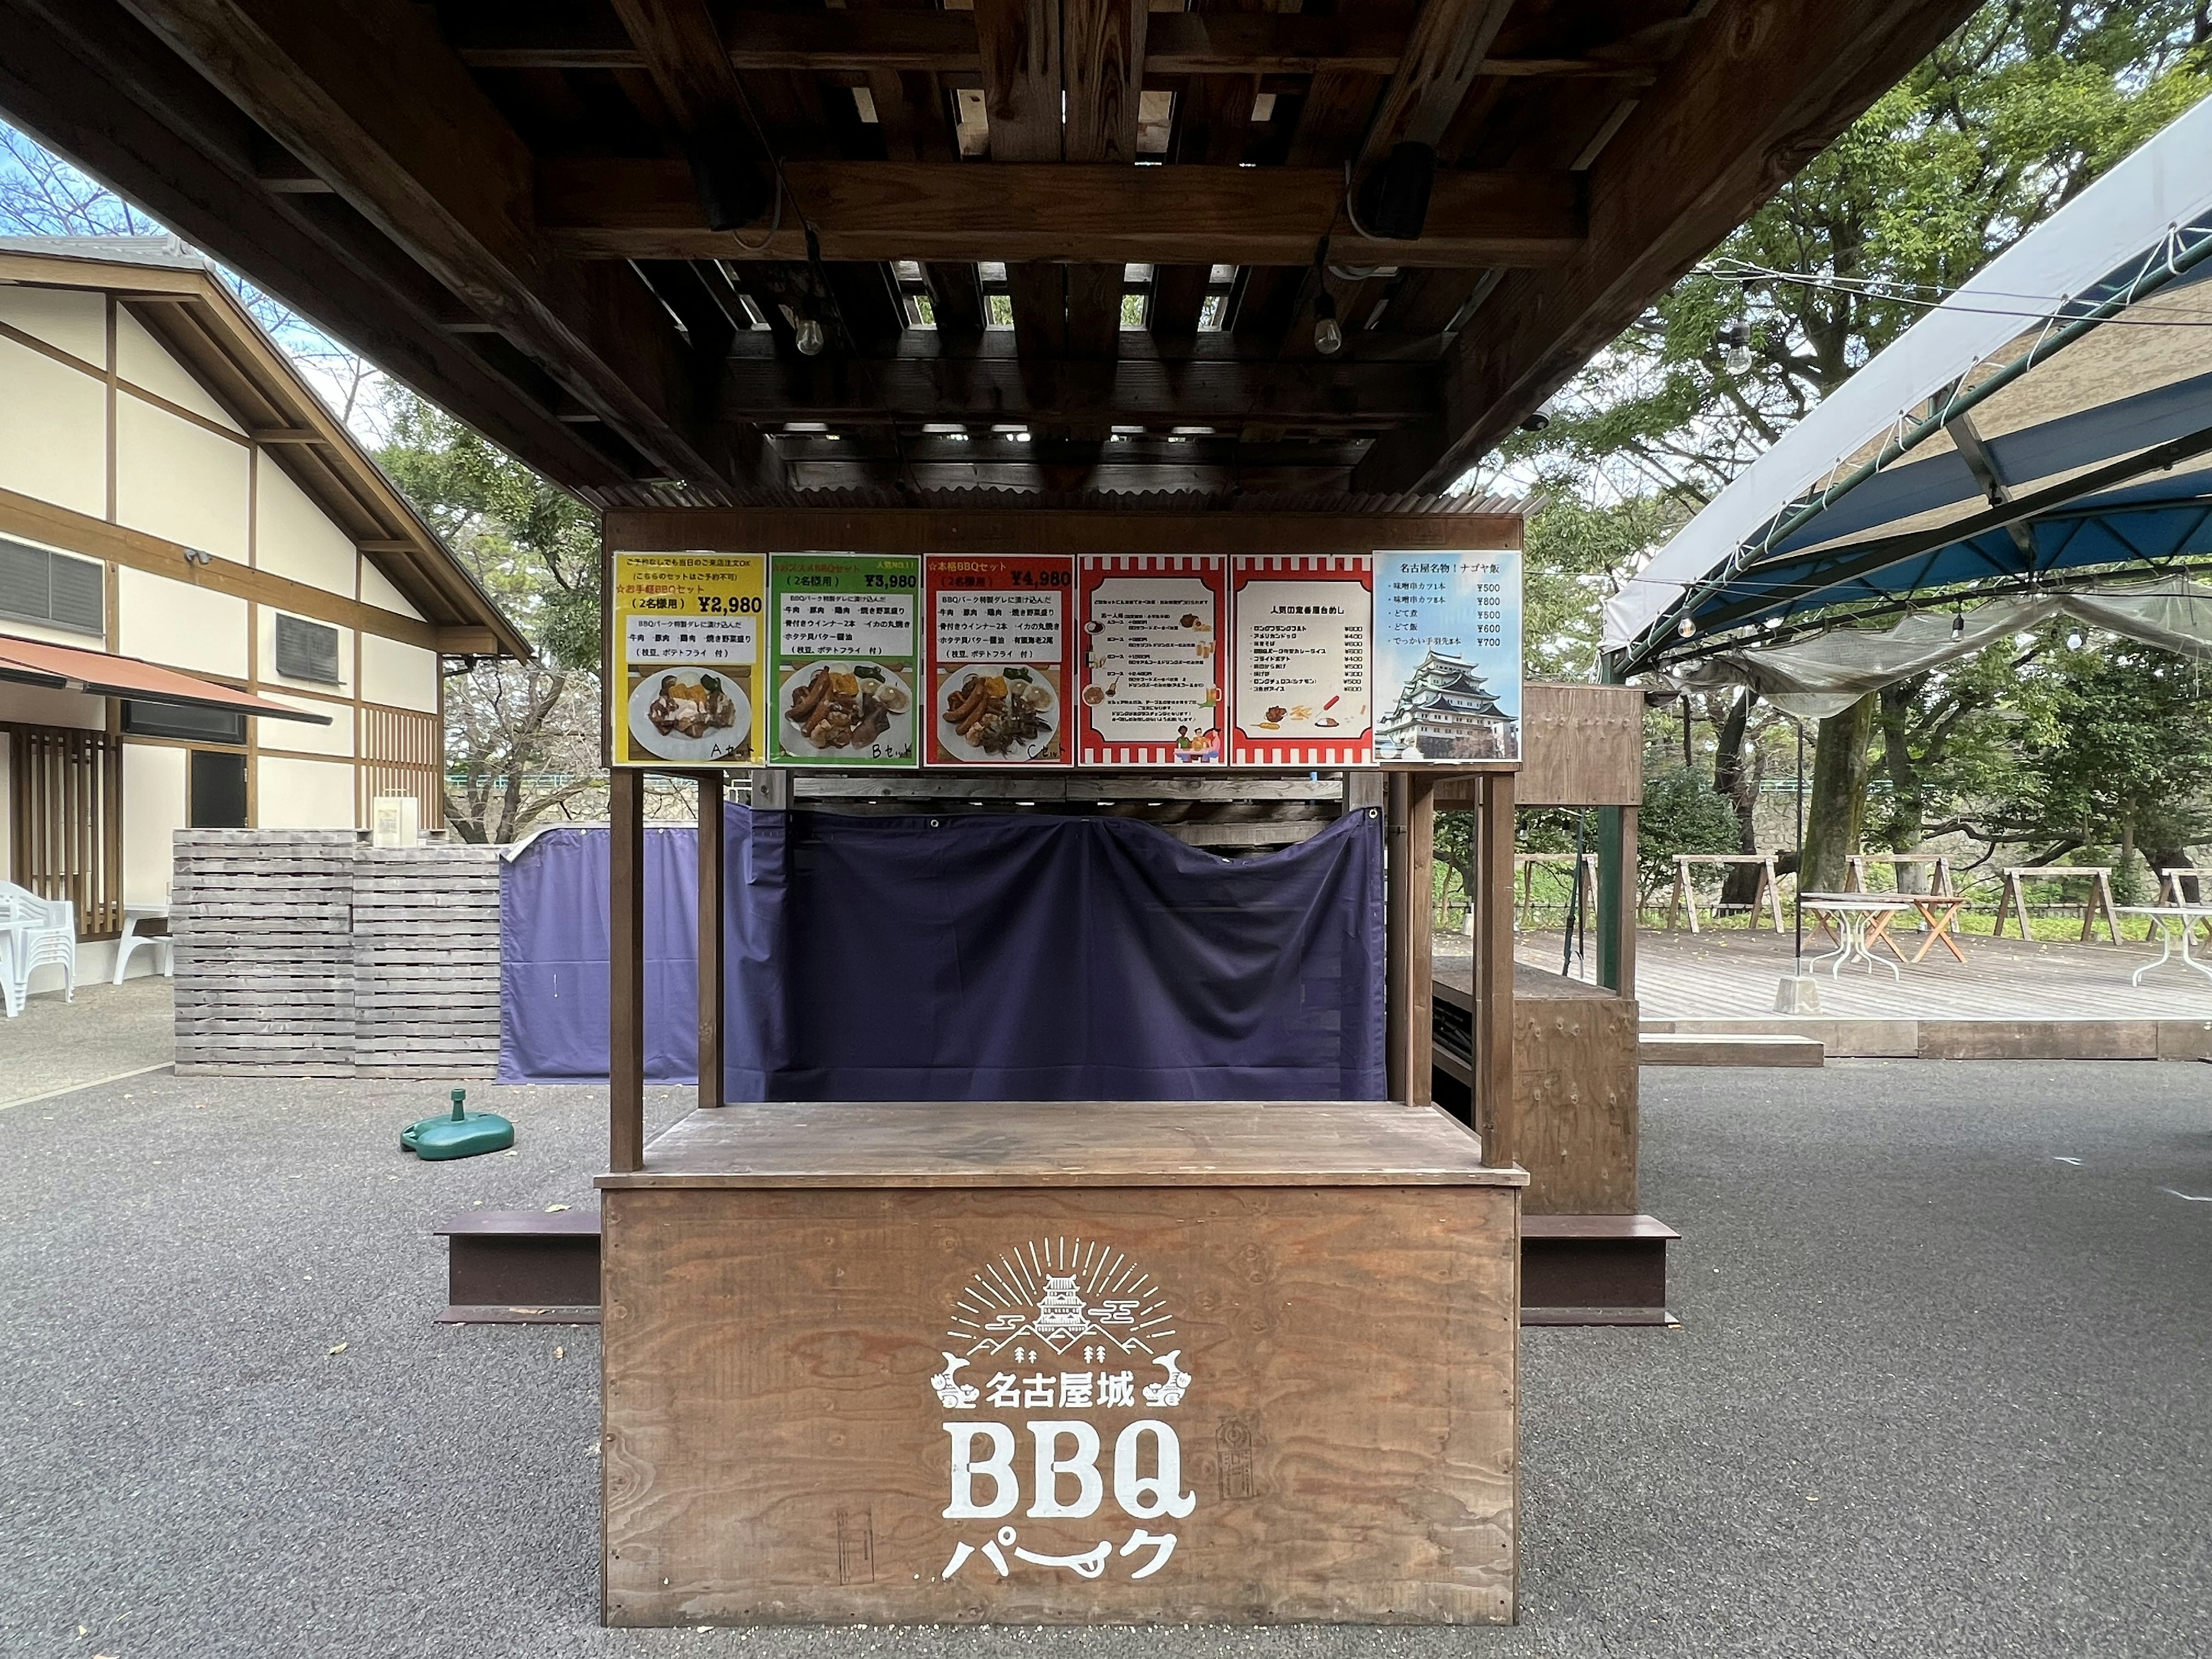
[{"xmin": 934, "ymin": 1238, "xmax": 1195, "ymax": 1584}]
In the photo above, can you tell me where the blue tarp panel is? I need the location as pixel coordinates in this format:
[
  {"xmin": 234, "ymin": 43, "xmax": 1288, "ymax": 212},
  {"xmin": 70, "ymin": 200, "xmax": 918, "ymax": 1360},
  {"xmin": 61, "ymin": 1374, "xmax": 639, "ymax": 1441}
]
[{"xmin": 498, "ymin": 806, "xmax": 1385, "ymax": 1100}]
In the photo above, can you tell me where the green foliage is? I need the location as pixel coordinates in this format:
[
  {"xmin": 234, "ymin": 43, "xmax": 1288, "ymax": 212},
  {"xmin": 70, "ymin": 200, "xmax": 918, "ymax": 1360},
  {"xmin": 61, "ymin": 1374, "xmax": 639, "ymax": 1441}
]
[
  {"xmin": 375, "ymin": 390, "xmax": 600, "ymax": 668},
  {"xmin": 1520, "ymin": 494, "xmax": 1683, "ymax": 681},
  {"xmin": 1501, "ymin": 2, "xmax": 2212, "ymax": 503},
  {"xmin": 1636, "ymin": 767, "xmax": 1745, "ymax": 893},
  {"xmin": 2008, "ymin": 639, "xmax": 2212, "ymax": 854}
]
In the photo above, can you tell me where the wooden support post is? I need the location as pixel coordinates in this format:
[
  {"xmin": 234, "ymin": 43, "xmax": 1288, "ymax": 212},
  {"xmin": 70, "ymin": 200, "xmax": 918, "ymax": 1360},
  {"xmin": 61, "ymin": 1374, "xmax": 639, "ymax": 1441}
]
[
  {"xmin": 696, "ymin": 770, "xmax": 725, "ymax": 1111},
  {"xmin": 1385, "ymin": 773, "xmax": 1411, "ymax": 1104},
  {"xmin": 1475, "ymin": 771, "xmax": 1515, "ymax": 1166},
  {"xmin": 609, "ymin": 766, "xmax": 646, "ymax": 1173},
  {"xmin": 1386, "ymin": 772, "xmax": 1436, "ymax": 1109}
]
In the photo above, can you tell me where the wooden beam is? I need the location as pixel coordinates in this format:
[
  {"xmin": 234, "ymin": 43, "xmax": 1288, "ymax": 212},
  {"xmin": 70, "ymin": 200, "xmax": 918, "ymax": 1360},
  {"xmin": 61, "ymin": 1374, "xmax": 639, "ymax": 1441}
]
[
  {"xmin": 0, "ymin": 0, "xmax": 635, "ymax": 494},
  {"xmin": 539, "ymin": 159, "xmax": 1583, "ymax": 267},
  {"xmin": 1358, "ymin": 0, "xmax": 1518, "ymax": 164},
  {"xmin": 1061, "ymin": 0, "xmax": 1146, "ymax": 361},
  {"xmin": 117, "ymin": 0, "xmax": 749, "ymax": 488},
  {"xmin": 972, "ymin": 0, "xmax": 1066, "ymax": 366},
  {"xmin": 717, "ymin": 356, "xmax": 1435, "ymax": 423},
  {"xmin": 1354, "ymin": 0, "xmax": 1983, "ymax": 493},
  {"xmin": 445, "ymin": 10, "xmax": 1660, "ymax": 79}
]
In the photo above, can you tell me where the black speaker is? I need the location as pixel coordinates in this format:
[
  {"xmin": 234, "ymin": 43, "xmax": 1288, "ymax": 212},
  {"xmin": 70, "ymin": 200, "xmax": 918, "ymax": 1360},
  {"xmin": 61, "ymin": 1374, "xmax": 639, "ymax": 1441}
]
[
  {"xmin": 684, "ymin": 122, "xmax": 773, "ymax": 233},
  {"xmin": 1357, "ymin": 143, "xmax": 1437, "ymax": 241}
]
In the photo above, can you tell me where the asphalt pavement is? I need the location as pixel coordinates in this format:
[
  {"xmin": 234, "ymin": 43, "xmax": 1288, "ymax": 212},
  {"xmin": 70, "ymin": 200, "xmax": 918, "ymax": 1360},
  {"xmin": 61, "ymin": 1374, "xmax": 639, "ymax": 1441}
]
[{"xmin": 2, "ymin": 1060, "xmax": 2208, "ymax": 1658}]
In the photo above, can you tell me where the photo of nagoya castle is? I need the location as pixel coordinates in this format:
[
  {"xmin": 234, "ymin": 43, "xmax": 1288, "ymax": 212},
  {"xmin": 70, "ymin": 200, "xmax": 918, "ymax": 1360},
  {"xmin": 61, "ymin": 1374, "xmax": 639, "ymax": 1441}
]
[{"xmin": 1378, "ymin": 650, "xmax": 1519, "ymax": 760}]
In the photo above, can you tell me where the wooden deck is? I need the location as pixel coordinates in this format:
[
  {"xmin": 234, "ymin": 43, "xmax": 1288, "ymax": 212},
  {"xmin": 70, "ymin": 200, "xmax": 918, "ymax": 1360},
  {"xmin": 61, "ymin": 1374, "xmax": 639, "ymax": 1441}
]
[{"xmin": 1437, "ymin": 928, "xmax": 2212, "ymax": 1059}]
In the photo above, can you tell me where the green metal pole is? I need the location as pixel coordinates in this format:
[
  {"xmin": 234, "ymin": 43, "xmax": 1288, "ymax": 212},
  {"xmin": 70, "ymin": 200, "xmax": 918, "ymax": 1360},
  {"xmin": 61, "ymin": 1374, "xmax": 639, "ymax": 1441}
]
[{"xmin": 1596, "ymin": 807, "xmax": 1624, "ymax": 992}]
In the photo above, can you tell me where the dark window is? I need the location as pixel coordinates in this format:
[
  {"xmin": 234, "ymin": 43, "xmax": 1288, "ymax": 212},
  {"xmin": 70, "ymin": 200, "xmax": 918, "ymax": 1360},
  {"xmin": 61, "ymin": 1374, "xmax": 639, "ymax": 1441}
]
[
  {"xmin": 189, "ymin": 749, "xmax": 249, "ymax": 829},
  {"xmin": 0, "ymin": 536, "xmax": 104, "ymax": 635},
  {"xmin": 122, "ymin": 699, "xmax": 248, "ymax": 745},
  {"xmin": 274, "ymin": 613, "xmax": 341, "ymax": 684}
]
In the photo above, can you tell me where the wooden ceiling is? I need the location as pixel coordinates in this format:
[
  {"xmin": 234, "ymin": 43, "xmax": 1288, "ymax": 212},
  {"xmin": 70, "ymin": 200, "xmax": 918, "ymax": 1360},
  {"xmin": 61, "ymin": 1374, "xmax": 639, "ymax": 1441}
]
[{"xmin": 0, "ymin": 0, "xmax": 1977, "ymax": 506}]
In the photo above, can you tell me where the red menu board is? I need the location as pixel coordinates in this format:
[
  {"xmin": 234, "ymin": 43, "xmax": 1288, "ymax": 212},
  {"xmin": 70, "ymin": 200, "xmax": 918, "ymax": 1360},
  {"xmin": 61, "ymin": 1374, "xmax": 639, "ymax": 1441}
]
[
  {"xmin": 1076, "ymin": 555, "xmax": 1229, "ymax": 766},
  {"xmin": 1230, "ymin": 554, "xmax": 1374, "ymax": 766},
  {"xmin": 925, "ymin": 554, "xmax": 1075, "ymax": 767}
]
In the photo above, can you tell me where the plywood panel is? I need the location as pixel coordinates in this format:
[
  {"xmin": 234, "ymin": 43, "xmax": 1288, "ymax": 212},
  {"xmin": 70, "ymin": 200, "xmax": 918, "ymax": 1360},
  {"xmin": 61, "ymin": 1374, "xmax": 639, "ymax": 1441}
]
[
  {"xmin": 602, "ymin": 1101, "xmax": 1516, "ymax": 1188},
  {"xmin": 1509, "ymin": 971, "xmax": 1638, "ymax": 1215},
  {"xmin": 1447, "ymin": 682, "xmax": 1642, "ymax": 808},
  {"xmin": 601, "ymin": 1181, "xmax": 1518, "ymax": 1624}
]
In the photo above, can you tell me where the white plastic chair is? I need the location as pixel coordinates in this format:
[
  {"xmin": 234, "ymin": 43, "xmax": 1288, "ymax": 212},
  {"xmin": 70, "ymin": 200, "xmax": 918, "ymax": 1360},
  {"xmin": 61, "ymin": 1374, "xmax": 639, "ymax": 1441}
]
[{"xmin": 0, "ymin": 882, "xmax": 77, "ymax": 1016}]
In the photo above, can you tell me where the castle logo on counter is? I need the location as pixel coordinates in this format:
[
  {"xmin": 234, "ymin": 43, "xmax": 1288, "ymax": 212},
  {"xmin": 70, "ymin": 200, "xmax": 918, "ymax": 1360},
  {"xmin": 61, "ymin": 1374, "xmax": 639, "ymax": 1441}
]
[{"xmin": 932, "ymin": 1238, "xmax": 1196, "ymax": 1585}]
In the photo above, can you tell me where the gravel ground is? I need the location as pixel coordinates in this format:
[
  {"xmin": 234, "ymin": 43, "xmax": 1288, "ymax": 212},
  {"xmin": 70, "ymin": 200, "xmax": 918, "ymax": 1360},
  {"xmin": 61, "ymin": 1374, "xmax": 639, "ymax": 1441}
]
[
  {"xmin": 0, "ymin": 975, "xmax": 173, "ymax": 1107},
  {"xmin": 2, "ymin": 1061, "xmax": 2209, "ymax": 1658}
]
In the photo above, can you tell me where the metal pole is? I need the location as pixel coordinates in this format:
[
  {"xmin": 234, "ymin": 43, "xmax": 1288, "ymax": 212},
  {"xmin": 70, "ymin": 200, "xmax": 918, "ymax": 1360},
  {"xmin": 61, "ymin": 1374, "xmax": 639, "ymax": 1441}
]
[
  {"xmin": 1563, "ymin": 809, "xmax": 1586, "ymax": 977},
  {"xmin": 1793, "ymin": 717, "xmax": 1806, "ymax": 971}
]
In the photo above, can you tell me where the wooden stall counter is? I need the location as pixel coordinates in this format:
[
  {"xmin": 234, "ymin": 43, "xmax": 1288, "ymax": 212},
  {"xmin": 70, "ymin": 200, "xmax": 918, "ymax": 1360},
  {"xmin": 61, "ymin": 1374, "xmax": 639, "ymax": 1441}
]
[{"xmin": 597, "ymin": 1100, "xmax": 1525, "ymax": 1626}]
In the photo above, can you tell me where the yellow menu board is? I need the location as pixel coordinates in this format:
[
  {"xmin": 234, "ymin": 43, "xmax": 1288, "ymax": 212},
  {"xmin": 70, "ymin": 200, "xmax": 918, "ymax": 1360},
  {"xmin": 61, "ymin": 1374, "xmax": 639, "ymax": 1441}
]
[{"xmin": 610, "ymin": 551, "xmax": 766, "ymax": 766}]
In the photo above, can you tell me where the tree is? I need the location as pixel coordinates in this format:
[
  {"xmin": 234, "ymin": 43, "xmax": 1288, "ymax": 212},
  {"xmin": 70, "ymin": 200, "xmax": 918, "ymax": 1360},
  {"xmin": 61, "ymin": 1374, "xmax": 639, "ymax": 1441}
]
[
  {"xmin": 374, "ymin": 390, "xmax": 607, "ymax": 843},
  {"xmin": 1488, "ymin": 3, "xmax": 2211, "ymax": 874},
  {"xmin": 1637, "ymin": 767, "xmax": 1745, "ymax": 902}
]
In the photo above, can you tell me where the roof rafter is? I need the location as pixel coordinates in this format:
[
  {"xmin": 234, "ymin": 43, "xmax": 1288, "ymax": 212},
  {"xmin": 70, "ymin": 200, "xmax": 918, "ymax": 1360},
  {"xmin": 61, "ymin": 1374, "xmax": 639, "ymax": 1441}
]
[{"xmin": 117, "ymin": 0, "xmax": 756, "ymax": 489}]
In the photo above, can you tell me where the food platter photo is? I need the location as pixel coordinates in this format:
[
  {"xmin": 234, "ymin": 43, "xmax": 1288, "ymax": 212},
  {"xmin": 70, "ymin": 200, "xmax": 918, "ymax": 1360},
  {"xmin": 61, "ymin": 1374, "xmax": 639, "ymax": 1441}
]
[
  {"xmin": 627, "ymin": 665, "xmax": 753, "ymax": 763},
  {"xmin": 937, "ymin": 664, "xmax": 1060, "ymax": 763},
  {"xmin": 779, "ymin": 660, "xmax": 916, "ymax": 759}
]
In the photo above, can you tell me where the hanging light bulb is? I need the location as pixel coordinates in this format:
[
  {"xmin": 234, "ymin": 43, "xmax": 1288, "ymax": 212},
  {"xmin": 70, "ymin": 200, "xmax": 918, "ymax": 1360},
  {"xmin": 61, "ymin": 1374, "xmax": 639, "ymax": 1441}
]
[
  {"xmin": 1677, "ymin": 614, "xmax": 1698, "ymax": 640},
  {"xmin": 1716, "ymin": 320, "xmax": 1753, "ymax": 376},
  {"xmin": 1312, "ymin": 291, "xmax": 1343, "ymax": 355},
  {"xmin": 1952, "ymin": 609, "xmax": 1966, "ymax": 640},
  {"xmin": 2065, "ymin": 631, "xmax": 2084, "ymax": 650},
  {"xmin": 793, "ymin": 314, "xmax": 825, "ymax": 357}
]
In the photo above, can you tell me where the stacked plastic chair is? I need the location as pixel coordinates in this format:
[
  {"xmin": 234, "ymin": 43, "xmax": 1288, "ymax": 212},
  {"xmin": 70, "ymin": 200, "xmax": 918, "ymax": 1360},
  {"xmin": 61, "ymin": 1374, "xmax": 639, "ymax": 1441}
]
[{"xmin": 0, "ymin": 882, "xmax": 77, "ymax": 1017}]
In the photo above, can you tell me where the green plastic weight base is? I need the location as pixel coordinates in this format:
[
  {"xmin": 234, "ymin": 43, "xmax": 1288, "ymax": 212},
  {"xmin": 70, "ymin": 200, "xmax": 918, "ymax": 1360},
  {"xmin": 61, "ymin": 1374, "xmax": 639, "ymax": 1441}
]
[{"xmin": 402, "ymin": 1089, "xmax": 515, "ymax": 1160}]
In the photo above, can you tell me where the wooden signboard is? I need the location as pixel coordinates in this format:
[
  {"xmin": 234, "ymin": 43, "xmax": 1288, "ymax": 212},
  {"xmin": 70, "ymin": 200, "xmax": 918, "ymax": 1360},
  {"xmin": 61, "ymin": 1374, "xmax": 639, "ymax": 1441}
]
[
  {"xmin": 1229, "ymin": 555, "xmax": 1374, "ymax": 767},
  {"xmin": 925, "ymin": 555, "xmax": 1076, "ymax": 767},
  {"xmin": 768, "ymin": 554, "xmax": 923, "ymax": 767},
  {"xmin": 1075, "ymin": 555, "xmax": 1228, "ymax": 766},
  {"xmin": 599, "ymin": 1101, "xmax": 1522, "ymax": 1626},
  {"xmin": 610, "ymin": 551, "xmax": 765, "ymax": 767}
]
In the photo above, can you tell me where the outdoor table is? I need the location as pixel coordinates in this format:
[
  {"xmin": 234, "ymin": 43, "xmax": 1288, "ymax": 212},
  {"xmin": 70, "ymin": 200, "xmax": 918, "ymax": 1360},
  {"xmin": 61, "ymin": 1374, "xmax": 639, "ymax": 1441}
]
[
  {"xmin": 2113, "ymin": 906, "xmax": 2212, "ymax": 986},
  {"xmin": 111, "ymin": 900, "xmax": 173, "ymax": 984},
  {"xmin": 1798, "ymin": 895, "xmax": 1913, "ymax": 980},
  {"xmin": 595, "ymin": 1099, "xmax": 1525, "ymax": 1626},
  {"xmin": 1864, "ymin": 892, "xmax": 1972, "ymax": 965}
]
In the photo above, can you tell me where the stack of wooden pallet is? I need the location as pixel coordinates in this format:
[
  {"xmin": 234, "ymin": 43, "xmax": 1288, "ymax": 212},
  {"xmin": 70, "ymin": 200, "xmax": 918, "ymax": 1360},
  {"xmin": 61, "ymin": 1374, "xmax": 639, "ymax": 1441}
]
[
  {"xmin": 172, "ymin": 830, "xmax": 506, "ymax": 1079},
  {"xmin": 172, "ymin": 829, "xmax": 358, "ymax": 1077},
  {"xmin": 353, "ymin": 844, "xmax": 502, "ymax": 1078}
]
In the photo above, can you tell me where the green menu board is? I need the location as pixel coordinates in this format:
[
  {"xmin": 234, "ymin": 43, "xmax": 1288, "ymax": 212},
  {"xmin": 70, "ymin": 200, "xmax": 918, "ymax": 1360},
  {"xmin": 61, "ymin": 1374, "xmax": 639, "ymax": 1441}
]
[{"xmin": 768, "ymin": 554, "xmax": 922, "ymax": 767}]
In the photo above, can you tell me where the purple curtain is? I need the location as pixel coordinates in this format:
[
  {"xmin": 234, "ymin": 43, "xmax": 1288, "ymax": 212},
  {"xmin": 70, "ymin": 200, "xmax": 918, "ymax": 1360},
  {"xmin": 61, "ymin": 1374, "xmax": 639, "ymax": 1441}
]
[{"xmin": 499, "ymin": 806, "xmax": 1384, "ymax": 1100}]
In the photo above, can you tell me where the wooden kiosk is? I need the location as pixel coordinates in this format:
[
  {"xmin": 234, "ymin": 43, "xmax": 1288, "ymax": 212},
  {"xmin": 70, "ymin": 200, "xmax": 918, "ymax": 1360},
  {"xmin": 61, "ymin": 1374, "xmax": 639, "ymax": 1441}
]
[{"xmin": 597, "ymin": 505, "xmax": 1527, "ymax": 1624}]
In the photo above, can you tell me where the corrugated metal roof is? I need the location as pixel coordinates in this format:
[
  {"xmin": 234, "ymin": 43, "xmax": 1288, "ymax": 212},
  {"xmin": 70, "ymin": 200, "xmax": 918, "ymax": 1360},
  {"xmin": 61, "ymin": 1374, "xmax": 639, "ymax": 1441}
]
[{"xmin": 582, "ymin": 482, "xmax": 1529, "ymax": 516}]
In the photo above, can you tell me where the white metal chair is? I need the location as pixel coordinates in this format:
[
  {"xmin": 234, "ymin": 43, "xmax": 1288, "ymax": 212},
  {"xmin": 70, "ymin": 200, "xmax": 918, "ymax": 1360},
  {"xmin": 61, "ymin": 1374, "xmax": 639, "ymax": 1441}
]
[{"xmin": 0, "ymin": 882, "xmax": 77, "ymax": 1016}]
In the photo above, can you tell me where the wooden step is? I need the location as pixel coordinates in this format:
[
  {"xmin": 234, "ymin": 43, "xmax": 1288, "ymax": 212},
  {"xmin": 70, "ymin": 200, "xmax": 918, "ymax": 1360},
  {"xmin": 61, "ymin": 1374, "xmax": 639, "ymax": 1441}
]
[
  {"xmin": 1639, "ymin": 1032, "xmax": 1825, "ymax": 1067},
  {"xmin": 1521, "ymin": 1213, "xmax": 1676, "ymax": 1324},
  {"xmin": 434, "ymin": 1210, "xmax": 602, "ymax": 1322}
]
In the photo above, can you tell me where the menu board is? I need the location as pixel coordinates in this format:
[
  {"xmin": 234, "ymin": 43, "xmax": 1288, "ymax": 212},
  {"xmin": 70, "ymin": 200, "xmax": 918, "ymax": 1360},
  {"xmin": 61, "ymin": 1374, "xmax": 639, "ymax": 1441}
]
[
  {"xmin": 1229, "ymin": 555, "xmax": 1373, "ymax": 767},
  {"xmin": 1374, "ymin": 549, "xmax": 1523, "ymax": 763},
  {"xmin": 767, "ymin": 554, "xmax": 922, "ymax": 767},
  {"xmin": 611, "ymin": 551, "xmax": 764, "ymax": 766},
  {"xmin": 925, "ymin": 554, "xmax": 1075, "ymax": 767},
  {"xmin": 1076, "ymin": 555, "xmax": 1228, "ymax": 765}
]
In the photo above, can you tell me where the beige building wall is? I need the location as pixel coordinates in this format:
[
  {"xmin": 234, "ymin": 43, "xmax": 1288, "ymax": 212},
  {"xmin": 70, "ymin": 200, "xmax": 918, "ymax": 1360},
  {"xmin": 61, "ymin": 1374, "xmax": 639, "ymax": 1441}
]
[
  {"xmin": 256, "ymin": 754, "xmax": 357, "ymax": 828},
  {"xmin": 115, "ymin": 567, "xmax": 251, "ymax": 680},
  {"xmin": 255, "ymin": 461, "xmax": 355, "ymax": 596},
  {"xmin": 1, "ymin": 274, "xmax": 472, "ymax": 945},
  {"xmin": 0, "ymin": 334, "xmax": 107, "ymax": 518},
  {"xmin": 361, "ymin": 634, "xmax": 439, "ymax": 714},
  {"xmin": 114, "ymin": 396, "xmax": 252, "ymax": 564},
  {"xmin": 120, "ymin": 743, "xmax": 188, "ymax": 904}
]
